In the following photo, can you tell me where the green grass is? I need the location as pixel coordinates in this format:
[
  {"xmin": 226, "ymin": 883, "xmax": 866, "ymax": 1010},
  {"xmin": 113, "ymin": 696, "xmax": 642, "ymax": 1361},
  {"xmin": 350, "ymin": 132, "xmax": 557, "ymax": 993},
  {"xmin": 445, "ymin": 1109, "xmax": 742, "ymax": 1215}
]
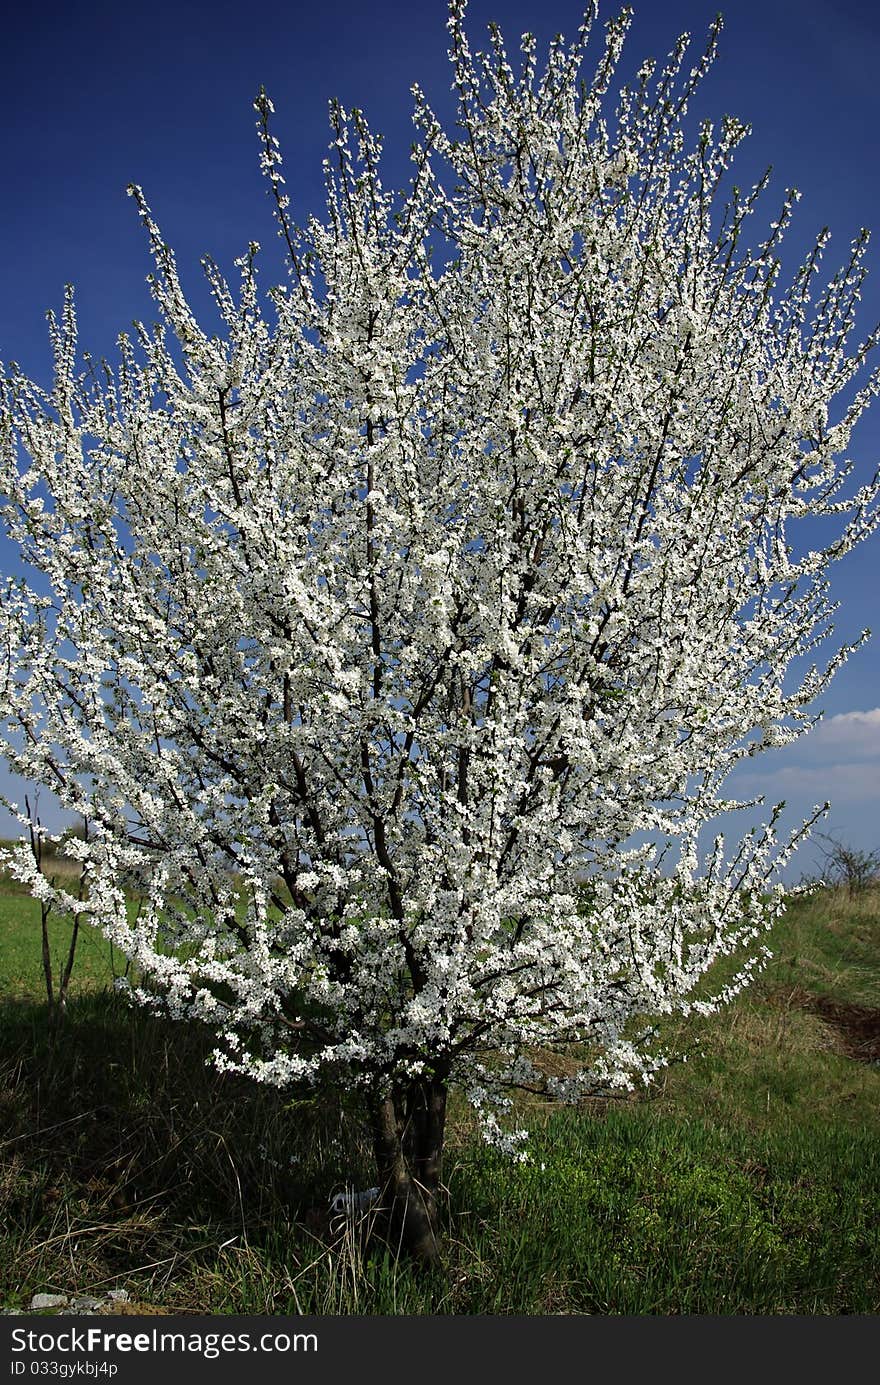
[
  {"xmin": 0, "ymin": 882, "xmax": 130, "ymax": 1000},
  {"xmin": 1, "ymin": 876, "xmax": 878, "ymax": 1314},
  {"xmin": 645, "ymin": 886, "xmax": 880, "ymax": 1133},
  {"xmin": 766, "ymin": 885, "xmax": 880, "ymax": 1006},
  {"xmin": 445, "ymin": 1109, "xmax": 879, "ymax": 1314}
]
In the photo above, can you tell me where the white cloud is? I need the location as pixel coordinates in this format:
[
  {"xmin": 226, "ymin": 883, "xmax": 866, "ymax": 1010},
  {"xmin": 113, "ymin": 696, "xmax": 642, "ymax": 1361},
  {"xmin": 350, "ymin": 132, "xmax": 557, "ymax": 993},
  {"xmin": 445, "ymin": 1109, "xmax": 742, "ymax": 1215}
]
[
  {"xmin": 729, "ymin": 707, "xmax": 880, "ymax": 807},
  {"xmin": 801, "ymin": 708, "xmax": 880, "ymax": 758},
  {"xmin": 735, "ymin": 760, "xmax": 880, "ymax": 805}
]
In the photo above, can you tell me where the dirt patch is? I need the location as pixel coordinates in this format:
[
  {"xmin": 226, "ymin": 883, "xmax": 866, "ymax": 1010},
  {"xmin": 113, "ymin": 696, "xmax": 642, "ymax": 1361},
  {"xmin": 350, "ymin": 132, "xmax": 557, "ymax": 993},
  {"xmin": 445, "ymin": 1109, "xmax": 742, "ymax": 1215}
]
[{"xmin": 768, "ymin": 986, "xmax": 880, "ymax": 1064}]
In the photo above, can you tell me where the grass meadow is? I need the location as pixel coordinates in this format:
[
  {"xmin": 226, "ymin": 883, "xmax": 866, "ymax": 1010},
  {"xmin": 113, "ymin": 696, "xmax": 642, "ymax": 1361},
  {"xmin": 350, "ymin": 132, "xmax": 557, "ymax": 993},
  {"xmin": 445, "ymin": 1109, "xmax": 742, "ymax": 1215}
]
[{"xmin": 1, "ymin": 857, "xmax": 878, "ymax": 1315}]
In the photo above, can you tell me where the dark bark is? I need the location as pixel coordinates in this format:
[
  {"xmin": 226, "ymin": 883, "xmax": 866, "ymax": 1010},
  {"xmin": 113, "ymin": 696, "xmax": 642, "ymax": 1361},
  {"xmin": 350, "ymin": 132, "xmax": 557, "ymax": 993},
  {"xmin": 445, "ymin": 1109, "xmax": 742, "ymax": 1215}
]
[{"xmin": 369, "ymin": 1076, "xmax": 448, "ymax": 1266}]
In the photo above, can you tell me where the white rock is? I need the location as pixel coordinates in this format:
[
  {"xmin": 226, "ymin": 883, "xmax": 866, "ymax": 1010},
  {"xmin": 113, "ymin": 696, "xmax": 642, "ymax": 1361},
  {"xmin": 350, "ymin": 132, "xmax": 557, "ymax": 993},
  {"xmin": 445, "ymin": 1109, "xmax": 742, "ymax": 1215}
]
[
  {"xmin": 31, "ymin": 1294, "xmax": 69, "ymax": 1310},
  {"xmin": 70, "ymin": 1296, "xmax": 102, "ymax": 1312},
  {"xmin": 329, "ymin": 1185, "xmax": 381, "ymax": 1215}
]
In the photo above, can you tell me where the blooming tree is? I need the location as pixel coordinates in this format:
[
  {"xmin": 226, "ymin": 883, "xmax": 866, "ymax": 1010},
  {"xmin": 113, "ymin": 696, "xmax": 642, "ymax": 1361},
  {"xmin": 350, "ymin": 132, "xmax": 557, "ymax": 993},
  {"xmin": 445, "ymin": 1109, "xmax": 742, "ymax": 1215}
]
[{"xmin": 1, "ymin": 0, "xmax": 878, "ymax": 1261}]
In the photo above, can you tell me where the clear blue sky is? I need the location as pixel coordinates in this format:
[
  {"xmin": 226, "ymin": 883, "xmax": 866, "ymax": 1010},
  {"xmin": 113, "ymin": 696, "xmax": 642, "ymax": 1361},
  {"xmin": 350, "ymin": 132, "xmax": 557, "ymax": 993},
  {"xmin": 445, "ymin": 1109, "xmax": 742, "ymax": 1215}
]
[{"xmin": 1, "ymin": 0, "xmax": 878, "ymax": 879}]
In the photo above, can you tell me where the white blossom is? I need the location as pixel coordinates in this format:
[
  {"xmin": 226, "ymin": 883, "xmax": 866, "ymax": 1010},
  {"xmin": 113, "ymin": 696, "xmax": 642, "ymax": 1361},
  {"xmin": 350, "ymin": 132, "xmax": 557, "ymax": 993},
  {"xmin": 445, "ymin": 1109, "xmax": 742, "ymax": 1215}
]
[{"xmin": 0, "ymin": 1, "xmax": 878, "ymax": 1156}]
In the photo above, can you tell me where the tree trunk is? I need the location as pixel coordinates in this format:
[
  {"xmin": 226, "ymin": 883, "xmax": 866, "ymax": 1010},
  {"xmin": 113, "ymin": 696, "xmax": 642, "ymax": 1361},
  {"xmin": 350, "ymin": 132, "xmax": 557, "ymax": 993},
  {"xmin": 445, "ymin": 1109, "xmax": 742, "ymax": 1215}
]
[{"xmin": 369, "ymin": 1075, "xmax": 448, "ymax": 1266}]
